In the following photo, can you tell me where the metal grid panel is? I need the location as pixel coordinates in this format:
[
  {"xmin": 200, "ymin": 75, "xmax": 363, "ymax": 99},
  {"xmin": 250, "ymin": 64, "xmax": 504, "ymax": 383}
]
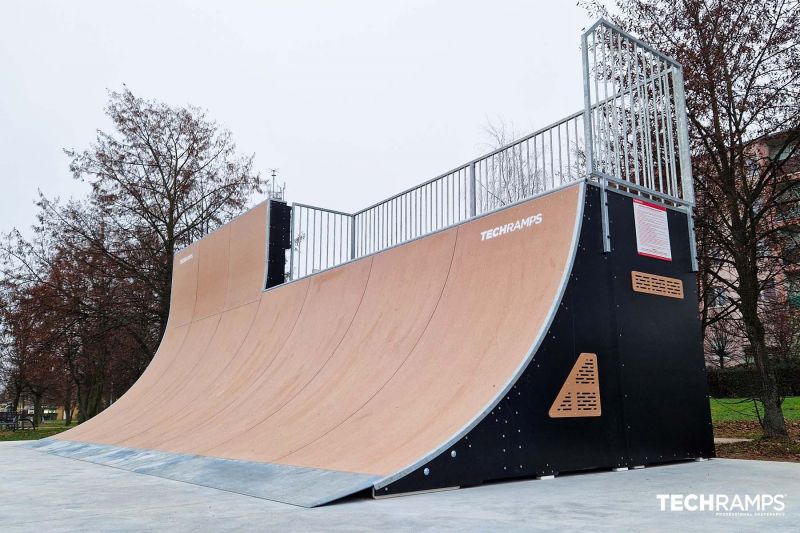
[
  {"xmin": 582, "ymin": 19, "xmax": 693, "ymax": 205},
  {"xmin": 289, "ymin": 204, "xmax": 354, "ymax": 280}
]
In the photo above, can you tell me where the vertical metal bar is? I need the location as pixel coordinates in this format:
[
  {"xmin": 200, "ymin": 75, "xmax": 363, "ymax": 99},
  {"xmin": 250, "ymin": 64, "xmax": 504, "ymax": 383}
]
[
  {"xmin": 549, "ymin": 128, "xmax": 555, "ymax": 189},
  {"xmin": 417, "ymin": 193, "xmax": 420, "ymax": 235},
  {"xmin": 617, "ymin": 32, "xmax": 630, "ymax": 184},
  {"xmin": 583, "ymin": 25, "xmax": 610, "ymax": 253},
  {"xmin": 428, "ymin": 183, "xmax": 432, "ymax": 232},
  {"xmin": 600, "ymin": 30, "xmax": 610, "ymax": 177},
  {"xmin": 672, "ymin": 65, "xmax": 697, "ymax": 270},
  {"xmin": 641, "ymin": 48, "xmax": 652, "ymax": 190},
  {"xmin": 574, "ymin": 118, "xmax": 579, "ymax": 178},
  {"xmin": 350, "ymin": 214, "xmax": 356, "ymax": 260},
  {"xmin": 664, "ymin": 70, "xmax": 678, "ymax": 197},
  {"xmin": 627, "ymin": 37, "xmax": 641, "ymax": 186},
  {"xmin": 533, "ymin": 135, "xmax": 539, "ymax": 191},
  {"xmin": 652, "ymin": 60, "xmax": 665, "ymax": 193},
  {"xmin": 592, "ymin": 31, "xmax": 603, "ymax": 174},
  {"xmin": 469, "ymin": 162, "xmax": 476, "ymax": 217},
  {"xmin": 457, "ymin": 170, "xmax": 462, "ymax": 220},
  {"xmin": 564, "ymin": 123, "xmax": 570, "ymax": 181},
  {"xmin": 326, "ymin": 212, "xmax": 330, "ymax": 268},
  {"xmin": 446, "ymin": 175, "xmax": 450, "ymax": 226},
  {"xmin": 582, "ymin": 30, "xmax": 595, "ymax": 176},
  {"xmin": 609, "ymin": 32, "xmax": 622, "ymax": 181},
  {"xmin": 304, "ymin": 208, "xmax": 309, "ymax": 276},
  {"xmin": 313, "ymin": 209, "xmax": 318, "ymax": 271},
  {"xmin": 557, "ymin": 124, "xmax": 563, "ymax": 184},
  {"xmin": 288, "ymin": 204, "xmax": 296, "ymax": 281}
]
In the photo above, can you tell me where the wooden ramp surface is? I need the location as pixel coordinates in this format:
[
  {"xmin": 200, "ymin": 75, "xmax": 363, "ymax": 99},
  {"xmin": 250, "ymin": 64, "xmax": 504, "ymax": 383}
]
[{"xmin": 46, "ymin": 183, "xmax": 584, "ymax": 506}]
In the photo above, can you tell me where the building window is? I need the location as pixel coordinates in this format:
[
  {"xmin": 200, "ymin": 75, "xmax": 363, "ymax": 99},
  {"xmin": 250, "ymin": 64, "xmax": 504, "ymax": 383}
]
[
  {"xmin": 770, "ymin": 142, "xmax": 797, "ymax": 161},
  {"xmin": 779, "ymin": 182, "xmax": 800, "ymax": 222},
  {"xmin": 788, "ymin": 273, "xmax": 800, "ymax": 309},
  {"xmin": 708, "ymin": 286, "xmax": 728, "ymax": 309}
]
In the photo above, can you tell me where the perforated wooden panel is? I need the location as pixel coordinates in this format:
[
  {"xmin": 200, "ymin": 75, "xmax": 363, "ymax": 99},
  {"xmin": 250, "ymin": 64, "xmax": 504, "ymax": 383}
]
[
  {"xmin": 631, "ymin": 271, "xmax": 684, "ymax": 299},
  {"xmin": 548, "ymin": 353, "xmax": 601, "ymax": 418}
]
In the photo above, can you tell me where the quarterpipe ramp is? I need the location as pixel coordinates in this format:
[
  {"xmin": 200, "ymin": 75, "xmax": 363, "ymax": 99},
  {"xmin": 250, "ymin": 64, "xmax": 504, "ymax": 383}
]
[{"xmin": 29, "ymin": 181, "xmax": 714, "ymax": 506}]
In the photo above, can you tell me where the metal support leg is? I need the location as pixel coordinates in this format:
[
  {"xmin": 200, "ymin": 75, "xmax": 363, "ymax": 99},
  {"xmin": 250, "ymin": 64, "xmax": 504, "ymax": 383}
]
[
  {"xmin": 685, "ymin": 206, "xmax": 698, "ymax": 272},
  {"xmin": 288, "ymin": 204, "xmax": 296, "ymax": 281},
  {"xmin": 600, "ymin": 176, "xmax": 611, "ymax": 253}
]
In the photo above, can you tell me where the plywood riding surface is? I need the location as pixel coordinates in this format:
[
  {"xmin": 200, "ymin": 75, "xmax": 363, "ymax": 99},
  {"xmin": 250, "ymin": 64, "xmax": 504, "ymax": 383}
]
[{"xmin": 53, "ymin": 184, "xmax": 583, "ymax": 502}]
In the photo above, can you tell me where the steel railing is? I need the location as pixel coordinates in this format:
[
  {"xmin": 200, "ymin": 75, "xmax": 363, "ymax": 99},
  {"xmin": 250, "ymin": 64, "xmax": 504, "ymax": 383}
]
[
  {"xmin": 286, "ymin": 19, "xmax": 696, "ymax": 282},
  {"xmin": 582, "ymin": 19, "xmax": 696, "ymax": 264},
  {"xmin": 289, "ymin": 203, "xmax": 354, "ymax": 280}
]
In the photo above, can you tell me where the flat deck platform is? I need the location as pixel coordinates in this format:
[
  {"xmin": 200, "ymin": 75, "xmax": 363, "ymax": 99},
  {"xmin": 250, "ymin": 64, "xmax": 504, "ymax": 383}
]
[{"xmin": 1, "ymin": 441, "xmax": 796, "ymax": 532}]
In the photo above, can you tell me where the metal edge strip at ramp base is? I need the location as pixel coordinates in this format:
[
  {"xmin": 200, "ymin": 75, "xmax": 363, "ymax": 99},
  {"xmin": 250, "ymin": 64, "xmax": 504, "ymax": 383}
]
[
  {"xmin": 25, "ymin": 439, "xmax": 378, "ymax": 508},
  {"xmin": 28, "ymin": 183, "xmax": 584, "ymax": 507}
]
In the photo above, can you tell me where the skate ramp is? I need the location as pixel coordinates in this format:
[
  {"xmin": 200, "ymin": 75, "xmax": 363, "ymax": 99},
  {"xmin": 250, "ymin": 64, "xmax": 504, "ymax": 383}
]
[{"xmin": 34, "ymin": 183, "xmax": 584, "ymax": 506}]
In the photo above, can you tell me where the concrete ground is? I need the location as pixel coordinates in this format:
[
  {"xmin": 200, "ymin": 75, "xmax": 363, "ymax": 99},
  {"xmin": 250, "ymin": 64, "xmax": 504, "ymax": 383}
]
[{"xmin": 0, "ymin": 442, "xmax": 797, "ymax": 532}]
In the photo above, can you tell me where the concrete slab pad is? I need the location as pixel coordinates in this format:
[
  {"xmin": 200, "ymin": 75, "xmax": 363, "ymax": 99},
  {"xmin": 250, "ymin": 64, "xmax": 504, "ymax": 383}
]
[{"xmin": 1, "ymin": 441, "xmax": 798, "ymax": 532}]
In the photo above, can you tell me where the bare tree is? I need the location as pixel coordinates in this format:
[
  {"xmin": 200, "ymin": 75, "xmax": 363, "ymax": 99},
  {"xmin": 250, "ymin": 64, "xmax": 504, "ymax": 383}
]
[
  {"xmin": 704, "ymin": 318, "xmax": 744, "ymax": 368},
  {"xmin": 481, "ymin": 119, "xmax": 587, "ymax": 209},
  {"xmin": 1, "ymin": 87, "xmax": 269, "ymax": 422},
  {"xmin": 65, "ymin": 86, "xmax": 265, "ymax": 343}
]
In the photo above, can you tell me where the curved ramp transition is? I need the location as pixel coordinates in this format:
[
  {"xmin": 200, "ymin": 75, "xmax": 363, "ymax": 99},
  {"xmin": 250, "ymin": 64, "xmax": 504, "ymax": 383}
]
[{"xmin": 29, "ymin": 182, "xmax": 715, "ymax": 505}]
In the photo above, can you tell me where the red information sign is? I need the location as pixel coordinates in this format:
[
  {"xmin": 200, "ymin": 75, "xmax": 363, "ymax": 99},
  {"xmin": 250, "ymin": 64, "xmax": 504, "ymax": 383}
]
[{"xmin": 632, "ymin": 199, "xmax": 672, "ymax": 261}]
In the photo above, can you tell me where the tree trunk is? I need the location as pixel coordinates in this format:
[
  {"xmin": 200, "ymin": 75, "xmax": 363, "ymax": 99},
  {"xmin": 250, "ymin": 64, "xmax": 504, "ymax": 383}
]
[
  {"xmin": 64, "ymin": 380, "xmax": 73, "ymax": 426},
  {"xmin": 738, "ymin": 267, "xmax": 788, "ymax": 438},
  {"xmin": 78, "ymin": 379, "xmax": 105, "ymax": 421},
  {"xmin": 32, "ymin": 392, "xmax": 43, "ymax": 428},
  {"xmin": 12, "ymin": 386, "xmax": 21, "ymax": 413}
]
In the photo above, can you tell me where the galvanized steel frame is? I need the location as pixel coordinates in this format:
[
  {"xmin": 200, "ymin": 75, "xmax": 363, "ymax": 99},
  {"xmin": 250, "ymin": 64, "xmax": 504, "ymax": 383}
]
[{"xmin": 287, "ymin": 19, "xmax": 697, "ymax": 281}]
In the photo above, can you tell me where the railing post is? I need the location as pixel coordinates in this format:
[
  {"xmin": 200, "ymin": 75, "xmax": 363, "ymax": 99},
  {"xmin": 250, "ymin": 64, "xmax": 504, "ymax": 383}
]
[
  {"xmin": 288, "ymin": 203, "xmax": 296, "ymax": 281},
  {"xmin": 672, "ymin": 66, "xmax": 698, "ymax": 272},
  {"xmin": 469, "ymin": 162, "xmax": 477, "ymax": 217},
  {"xmin": 583, "ymin": 25, "xmax": 611, "ymax": 253},
  {"xmin": 350, "ymin": 214, "xmax": 357, "ymax": 260}
]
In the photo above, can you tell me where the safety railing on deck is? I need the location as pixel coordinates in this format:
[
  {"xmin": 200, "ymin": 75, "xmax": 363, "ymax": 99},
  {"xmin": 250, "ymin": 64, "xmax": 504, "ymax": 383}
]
[
  {"xmin": 285, "ymin": 19, "xmax": 696, "ymax": 282},
  {"xmin": 581, "ymin": 19, "xmax": 695, "ymax": 264},
  {"xmin": 289, "ymin": 204, "xmax": 353, "ymax": 280}
]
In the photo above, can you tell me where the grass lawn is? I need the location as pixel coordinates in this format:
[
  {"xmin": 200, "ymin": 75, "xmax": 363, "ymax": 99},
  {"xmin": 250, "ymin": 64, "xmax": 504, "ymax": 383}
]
[
  {"xmin": 0, "ymin": 419, "xmax": 73, "ymax": 442},
  {"xmin": 710, "ymin": 396, "xmax": 800, "ymax": 422},
  {"xmin": 711, "ymin": 396, "xmax": 800, "ymax": 463}
]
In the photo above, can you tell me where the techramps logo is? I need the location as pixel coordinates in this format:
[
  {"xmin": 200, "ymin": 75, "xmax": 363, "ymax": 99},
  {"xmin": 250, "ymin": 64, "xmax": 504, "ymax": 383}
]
[
  {"xmin": 656, "ymin": 493, "xmax": 786, "ymax": 518},
  {"xmin": 480, "ymin": 213, "xmax": 543, "ymax": 241}
]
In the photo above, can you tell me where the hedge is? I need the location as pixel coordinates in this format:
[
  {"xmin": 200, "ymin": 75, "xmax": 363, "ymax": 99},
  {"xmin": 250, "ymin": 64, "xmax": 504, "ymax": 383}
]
[{"xmin": 707, "ymin": 360, "xmax": 800, "ymax": 398}]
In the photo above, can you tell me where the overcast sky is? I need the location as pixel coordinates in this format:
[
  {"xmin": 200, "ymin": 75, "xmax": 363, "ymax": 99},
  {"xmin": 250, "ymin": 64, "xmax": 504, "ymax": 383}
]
[{"xmin": 0, "ymin": 1, "xmax": 593, "ymax": 234}]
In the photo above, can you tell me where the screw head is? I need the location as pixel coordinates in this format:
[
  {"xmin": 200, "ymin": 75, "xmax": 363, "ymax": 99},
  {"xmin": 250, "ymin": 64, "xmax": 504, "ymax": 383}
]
[{"xmin": 423, "ymin": 468, "xmax": 430, "ymax": 476}]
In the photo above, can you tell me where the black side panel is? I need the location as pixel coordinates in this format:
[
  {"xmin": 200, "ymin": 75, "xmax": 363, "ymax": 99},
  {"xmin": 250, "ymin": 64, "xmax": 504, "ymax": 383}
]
[
  {"xmin": 607, "ymin": 192, "xmax": 714, "ymax": 465},
  {"xmin": 266, "ymin": 200, "xmax": 292, "ymax": 289},
  {"xmin": 376, "ymin": 184, "xmax": 713, "ymax": 498}
]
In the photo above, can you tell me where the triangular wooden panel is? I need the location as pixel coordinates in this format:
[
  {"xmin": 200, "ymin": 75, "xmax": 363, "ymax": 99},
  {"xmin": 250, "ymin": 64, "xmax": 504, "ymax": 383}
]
[{"xmin": 548, "ymin": 353, "xmax": 601, "ymax": 418}]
